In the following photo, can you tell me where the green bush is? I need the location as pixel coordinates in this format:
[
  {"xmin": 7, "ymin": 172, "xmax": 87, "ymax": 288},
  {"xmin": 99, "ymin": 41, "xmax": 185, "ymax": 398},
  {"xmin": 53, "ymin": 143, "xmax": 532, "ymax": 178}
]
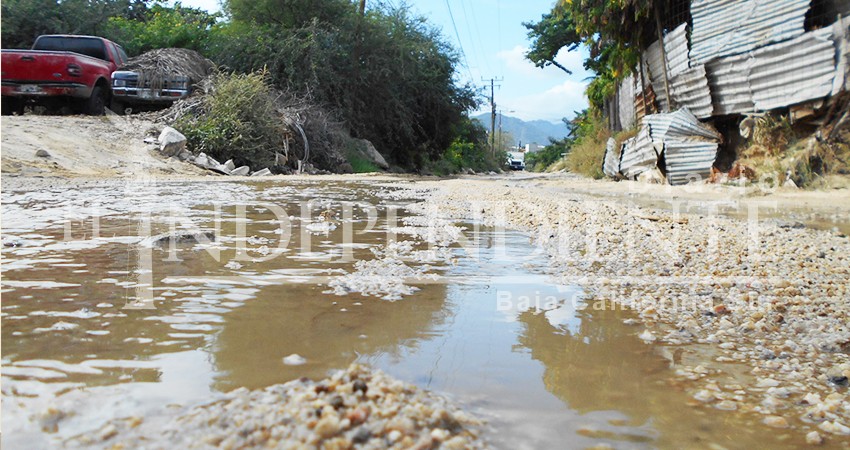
[{"xmin": 175, "ymin": 71, "xmax": 288, "ymax": 168}]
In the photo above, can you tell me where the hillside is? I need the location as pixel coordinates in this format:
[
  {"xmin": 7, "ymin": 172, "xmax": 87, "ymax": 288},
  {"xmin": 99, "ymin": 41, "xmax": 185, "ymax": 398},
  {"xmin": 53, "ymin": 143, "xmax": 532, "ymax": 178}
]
[{"xmin": 473, "ymin": 113, "xmax": 569, "ymax": 146}]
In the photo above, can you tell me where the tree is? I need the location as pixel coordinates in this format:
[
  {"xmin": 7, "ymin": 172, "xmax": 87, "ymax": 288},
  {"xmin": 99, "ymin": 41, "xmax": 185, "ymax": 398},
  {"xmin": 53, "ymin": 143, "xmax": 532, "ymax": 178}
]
[
  {"xmin": 1, "ymin": 0, "xmax": 148, "ymax": 49},
  {"xmin": 104, "ymin": 3, "xmax": 220, "ymax": 56},
  {"xmin": 213, "ymin": 1, "xmax": 479, "ymax": 169}
]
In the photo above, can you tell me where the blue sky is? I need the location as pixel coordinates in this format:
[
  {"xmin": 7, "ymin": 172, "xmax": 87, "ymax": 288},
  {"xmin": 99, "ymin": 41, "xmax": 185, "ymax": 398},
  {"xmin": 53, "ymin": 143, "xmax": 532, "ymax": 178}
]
[{"xmin": 173, "ymin": 0, "xmax": 590, "ymax": 123}]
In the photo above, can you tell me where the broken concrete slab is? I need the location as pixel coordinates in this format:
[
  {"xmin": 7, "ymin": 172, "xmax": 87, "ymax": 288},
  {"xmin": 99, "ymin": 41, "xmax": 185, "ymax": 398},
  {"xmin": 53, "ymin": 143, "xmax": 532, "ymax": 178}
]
[
  {"xmin": 250, "ymin": 168, "xmax": 272, "ymax": 176},
  {"xmin": 224, "ymin": 159, "xmax": 236, "ymax": 171},
  {"xmin": 230, "ymin": 166, "xmax": 250, "ymax": 176},
  {"xmin": 158, "ymin": 127, "xmax": 186, "ymax": 157}
]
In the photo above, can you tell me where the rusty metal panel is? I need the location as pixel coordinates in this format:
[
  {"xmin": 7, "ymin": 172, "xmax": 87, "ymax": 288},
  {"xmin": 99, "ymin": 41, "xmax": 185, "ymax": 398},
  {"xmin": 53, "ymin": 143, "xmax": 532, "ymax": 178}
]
[
  {"xmin": 663, "ymin": 141, "xmax": 720, "ymax": 185},
  {"xmin": 619, "ymin": 126, "xmax": 657, "ymax": 179},
  {"xmin": 643, "ymin": 23, "xmax": 690, "ymax": 113},
  {"xmin": 602, "ymin": 137, "xmax": 620, "ymax": 178},
  {"xmin": 669, "ymin": 65, "xmax": 714, "ymax": 118},
  {"xmin": 645, "ymin": 39, "xmax": 670, "ymax": 112},
  {"xmin": 690, "ymin": 0, "xmax": 810, "ymax": 64}
]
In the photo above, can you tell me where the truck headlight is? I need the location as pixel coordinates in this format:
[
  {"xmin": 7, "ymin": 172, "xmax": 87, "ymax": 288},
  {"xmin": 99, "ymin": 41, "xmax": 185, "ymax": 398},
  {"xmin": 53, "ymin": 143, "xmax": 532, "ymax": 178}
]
[{"xmin": 113, "ymin": 79, "xmax": 126, "ymax": 87}]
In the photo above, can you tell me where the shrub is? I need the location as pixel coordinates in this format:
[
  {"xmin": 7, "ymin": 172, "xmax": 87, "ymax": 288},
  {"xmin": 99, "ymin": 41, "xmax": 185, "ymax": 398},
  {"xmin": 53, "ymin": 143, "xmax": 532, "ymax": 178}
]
[
  {"xmin": 174, "ymin": 71, "xmax": 289, "ymax": 168},
  {"xmin": 561, "ymin": 110, "xmax": 610, "ymax": 178}
]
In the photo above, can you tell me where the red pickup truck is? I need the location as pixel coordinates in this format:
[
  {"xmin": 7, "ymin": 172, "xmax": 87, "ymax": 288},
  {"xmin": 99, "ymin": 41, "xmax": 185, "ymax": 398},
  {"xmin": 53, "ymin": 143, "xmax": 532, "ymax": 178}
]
[{"xmin": 1, "ymin": 35, "xmax": 127, "ymax": 115}]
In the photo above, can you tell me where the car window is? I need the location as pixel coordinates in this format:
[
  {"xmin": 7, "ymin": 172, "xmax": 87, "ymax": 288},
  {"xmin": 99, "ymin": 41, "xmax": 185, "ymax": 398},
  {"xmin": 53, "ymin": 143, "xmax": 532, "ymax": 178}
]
[
  {"xmin": 116, "ymin": 45, "xmax": 128, "ymax": 65},
  {"xmin": 33, "ymin": 36, "xmax": 107, "ymax": 61}
]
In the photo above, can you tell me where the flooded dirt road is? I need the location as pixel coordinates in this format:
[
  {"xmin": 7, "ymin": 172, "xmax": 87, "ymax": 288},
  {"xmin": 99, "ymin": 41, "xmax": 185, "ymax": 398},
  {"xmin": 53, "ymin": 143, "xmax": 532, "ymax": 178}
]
[{"xmin": 1, "ymin": 177, "xmax": 846, "ymax": 448}]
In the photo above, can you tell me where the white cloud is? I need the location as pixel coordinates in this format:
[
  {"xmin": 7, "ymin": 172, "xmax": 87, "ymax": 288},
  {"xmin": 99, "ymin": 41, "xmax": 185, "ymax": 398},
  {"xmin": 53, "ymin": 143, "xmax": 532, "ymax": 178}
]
[
  {"xmin": 502, "ymin": 79, "xmax": 589, "ymax": 122},
  {"xmin": 496, "ymin": 45, "xmax": 590, "ymax": 82}
]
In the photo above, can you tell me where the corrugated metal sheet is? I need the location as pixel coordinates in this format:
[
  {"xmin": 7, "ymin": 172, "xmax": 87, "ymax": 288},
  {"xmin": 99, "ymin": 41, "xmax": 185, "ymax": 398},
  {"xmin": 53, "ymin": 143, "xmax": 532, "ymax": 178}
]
[
  {"xmin": 690, "ymin": 0, "xmax": 810, "ymax": 64},
  {"xmin": 706, "ymin": 25, "xmax": 840, "ymax": 115},
  {"xmin": 663, "ymin": 141, "xmax": 720, "ymax": 185},
  {"xmin": 669, "ymin": 65, "xmax": 714, "ymax": 118},
  {"xmin": 603, "ymin": 137, "xmax": 620, "ymax": 178},
  {"xmin": 750, "ymin": 27, "xmax": 837, "ymax": 111},
  {"xmin": 617, "ymin": 74, "xmax": 636, "ymax": 130},
  {"xmin": 644, "ymin": 23, "xmax": 690, "ymax": 112},
  {"xmin": 706, "ymin": 52, "xmax": 755, "ymax": 115},
  {"xmin": 619, "ymin": 126, "xmax": 657, "ymax": 179},
  {"xmin": 832, "ymin": 16, "xmax": 850, "ymax": 95},
  {"xmin": 645, "ymin": 108, "xmax": 721, "ymax": 143},
  {"xmin": 665, "ymin": 23, "xmax": 690, "ymax": 78},
  {"xmin": 645, "ymin": 39, "xmax": 669, "ymax": 111}
]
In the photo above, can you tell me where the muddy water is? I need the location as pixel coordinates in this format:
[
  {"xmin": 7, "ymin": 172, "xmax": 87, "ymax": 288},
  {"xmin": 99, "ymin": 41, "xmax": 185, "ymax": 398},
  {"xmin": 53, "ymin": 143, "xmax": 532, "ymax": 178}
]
[{"xmin": 0, "ymin": 178, "xmax": 822, "ymax": 448}]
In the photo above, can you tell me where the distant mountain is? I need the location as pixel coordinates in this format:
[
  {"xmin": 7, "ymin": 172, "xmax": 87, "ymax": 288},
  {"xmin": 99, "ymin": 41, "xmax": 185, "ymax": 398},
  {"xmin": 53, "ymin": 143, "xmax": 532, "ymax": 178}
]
[{"xmin": 472, "ymin": 113, "xmax": 569, "ymax": 146}]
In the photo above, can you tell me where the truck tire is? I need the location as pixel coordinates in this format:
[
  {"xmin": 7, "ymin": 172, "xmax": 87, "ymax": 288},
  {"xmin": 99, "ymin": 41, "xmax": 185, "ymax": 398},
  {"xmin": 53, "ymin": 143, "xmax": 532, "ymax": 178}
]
[
  {"xmin": 84, "ymin": 86, "xmax": 106, "ymax": 115},
  {"xmin": 1, "ymin": 97, "xmax": 24, "ymax": 116}
]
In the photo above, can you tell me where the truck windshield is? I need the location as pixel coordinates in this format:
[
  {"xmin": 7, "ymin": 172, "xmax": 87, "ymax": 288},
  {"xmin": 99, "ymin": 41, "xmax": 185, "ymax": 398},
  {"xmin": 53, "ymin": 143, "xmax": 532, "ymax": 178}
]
[{"xmin": 33, "ymin": 37, "xmax": 107, "ymax": 61}]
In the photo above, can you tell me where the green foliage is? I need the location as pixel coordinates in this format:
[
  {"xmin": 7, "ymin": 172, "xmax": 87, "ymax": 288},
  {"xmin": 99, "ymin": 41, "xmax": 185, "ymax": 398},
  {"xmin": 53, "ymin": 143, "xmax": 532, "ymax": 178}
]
[
  {"xmin": 174, "ymin": 71, "xmax": 288, "ymax": 168},
  {"xmin": 103, "ymin": 3, "xmax": 220, "ymax": 56},
  {"xmin": 1, "ymin": 0, "xmax": 147, "ymax": 49},
  {"xmin": 526, "ymin": 140, "xmax": 569, "ymax": 172},
  {"xmin": 427, "ymin": 117, "xmax": 503, "ymax": 175},
  {"xmin": 226, "ymin": 0, "xmax": 353, "ymax": 29},
  {"xmin": 2, "ymin": 0, "xmax": 480, "ymax": 173},
  {"xmin": 563, "ymin": 110, "xmax": 610, "ymax": 178},
  {"xmin": 347, "ymin": 154, "xmax": 380, "ymax": 173},
  {"xmin": 211, "ymin": 2, "xmax": 479, "ymax": 170},
  {"xmin": 525, "ymin": 0, "xmax": 671, "ymax": 111}
]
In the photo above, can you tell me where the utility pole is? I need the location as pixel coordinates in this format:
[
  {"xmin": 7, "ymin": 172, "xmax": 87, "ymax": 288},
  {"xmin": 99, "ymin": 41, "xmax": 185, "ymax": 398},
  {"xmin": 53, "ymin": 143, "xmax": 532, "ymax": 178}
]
[{"xmin": 483, "ymin": 77, "xmax": 502, "ymax": 156}]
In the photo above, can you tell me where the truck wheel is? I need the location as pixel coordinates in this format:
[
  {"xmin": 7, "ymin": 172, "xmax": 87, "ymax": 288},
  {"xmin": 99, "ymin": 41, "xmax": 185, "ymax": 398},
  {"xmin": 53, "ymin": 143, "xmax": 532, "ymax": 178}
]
[
  {"xmin": 84, "ymin": 86, "xmax": 106, "ymax": 115},
  {"xmin": 1, "ymin": 97, "xmax": 24, "ymax": 116}
]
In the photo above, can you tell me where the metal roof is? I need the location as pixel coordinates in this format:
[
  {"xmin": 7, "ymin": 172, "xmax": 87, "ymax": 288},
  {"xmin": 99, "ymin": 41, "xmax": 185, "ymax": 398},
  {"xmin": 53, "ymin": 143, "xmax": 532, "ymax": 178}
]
[
  {"xmin": 690, "ymin": 0, "xmax": 810, "ymax": 64},
  {"xmin": 602, "ymin": 137, "xmax": 620, "ymax": 178},
  {"xmin": 663, "ymin": 141, "xmax": 720, "ymax": 185},
  {"xmin": 669, "ymin": 65, "xmax": 715, "ymax": 118},
  {"xmin": 619, "ymin": 126, "xmax": 657, "ymax": 179}
]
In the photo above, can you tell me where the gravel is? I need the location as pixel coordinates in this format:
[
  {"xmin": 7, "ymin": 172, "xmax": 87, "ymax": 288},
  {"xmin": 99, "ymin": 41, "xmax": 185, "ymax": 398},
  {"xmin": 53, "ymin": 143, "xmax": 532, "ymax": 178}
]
[
  {"xmin": 69, "ymin": 364, "xmax": 487, "ymax": 449},
  {"xmin": 401, "ymin": 178, "xmax": 850, "ymax": 442}
]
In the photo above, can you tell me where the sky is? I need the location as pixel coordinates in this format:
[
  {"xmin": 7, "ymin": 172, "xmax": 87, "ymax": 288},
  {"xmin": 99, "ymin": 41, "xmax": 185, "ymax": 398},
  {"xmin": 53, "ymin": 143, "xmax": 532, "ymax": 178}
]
[{"xmin": 172, "ymin": 0, "xmax": 590, "ymax": 123}]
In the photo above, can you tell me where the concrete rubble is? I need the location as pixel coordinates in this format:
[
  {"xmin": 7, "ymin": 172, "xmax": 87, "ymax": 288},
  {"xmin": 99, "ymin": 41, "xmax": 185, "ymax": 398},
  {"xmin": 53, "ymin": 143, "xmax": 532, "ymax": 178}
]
[{"xmin": 154, "ymin": 127, "xmax": 273, "ymax": 176}]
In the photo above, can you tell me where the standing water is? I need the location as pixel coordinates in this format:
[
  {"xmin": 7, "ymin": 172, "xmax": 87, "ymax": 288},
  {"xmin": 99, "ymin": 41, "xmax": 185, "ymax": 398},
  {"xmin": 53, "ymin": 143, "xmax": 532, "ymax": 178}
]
[{"xmin": 1, "ymin": 178, "xmax": 821, "ymax": 448}]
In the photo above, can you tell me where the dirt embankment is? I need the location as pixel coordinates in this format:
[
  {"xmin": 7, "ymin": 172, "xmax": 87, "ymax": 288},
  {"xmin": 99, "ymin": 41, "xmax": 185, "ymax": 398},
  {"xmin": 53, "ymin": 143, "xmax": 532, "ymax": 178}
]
[{"xmin": 1, "ymin": 115, "xmax": 206, "ymax": 178}]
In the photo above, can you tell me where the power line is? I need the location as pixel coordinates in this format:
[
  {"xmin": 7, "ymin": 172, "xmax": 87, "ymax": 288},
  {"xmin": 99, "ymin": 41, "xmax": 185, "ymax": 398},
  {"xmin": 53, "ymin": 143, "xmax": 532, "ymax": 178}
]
[
  {"xmin": 444, "ymin": 0, "xmax": 475, "ymax": 82},
  {"xmin": 458, "ymin": 0, "xmax": 491, "ymax": 77}
]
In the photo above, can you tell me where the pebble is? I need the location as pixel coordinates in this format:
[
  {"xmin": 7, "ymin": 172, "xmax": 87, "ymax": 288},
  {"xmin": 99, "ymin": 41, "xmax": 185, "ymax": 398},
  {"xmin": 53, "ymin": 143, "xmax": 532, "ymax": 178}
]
[
  {"xmin": 805, "ymin": 431, "xmax": 823, "ymax": 445},
  {"xmin": 74, "ymin": 364, "xmax": 486, "ymax": 448},
  {"xmin": 763, "ymin": 416, "xmax": 789, "ymax": 428},
  {"xmin": 282, "ymin": 354, "xmax": 307, "ymax": 366},
  {"xmin": 638, "ymin": 329, "xmax": 657, "ymax": 342}
]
